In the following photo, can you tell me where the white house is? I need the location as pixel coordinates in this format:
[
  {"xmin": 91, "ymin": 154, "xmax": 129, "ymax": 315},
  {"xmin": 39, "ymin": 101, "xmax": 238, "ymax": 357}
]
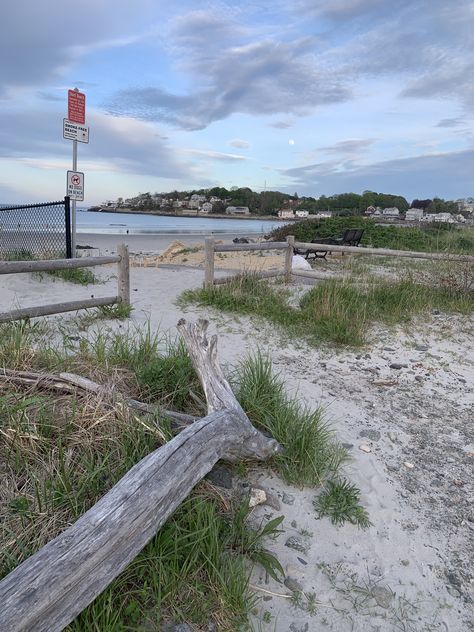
[
  {"xmin": 314, "ymin": 211, "xmax": 333, "ymax": 219},
  {"xmin": 405, "ymin": 208, "xmax": 424, "ymax": 221},
  {"xmin": 278, "ymin": 209, "xmax": 294, "ymax": 219},
  {"xmin": 433, "ymin": 213, "xmax": 455, "ymax": 223},
  {"xmin": 295, "ymin": 210, "xmax": 309, "ymax": 218},
  {"xmin": 225, "ymin": 206, "xmax": 250, "ymax": 215},
  {"xmin": 201, "ymin": 202, "xmax": 213, "ymax": 213},
  {"xmin": 382, "ymin": 207, "xmax": 400, "ymax": 216}
]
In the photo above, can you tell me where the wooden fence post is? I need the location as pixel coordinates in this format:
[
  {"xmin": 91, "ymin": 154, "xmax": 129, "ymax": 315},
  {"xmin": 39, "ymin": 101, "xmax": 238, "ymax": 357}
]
[
  {"xmin": 285, "ymin": 235, "xmax": 295, "ymax": 283},
  {"xmin": 204, "ymin": 237, "xmax": 215, "ymax": 289},
  {"xmin": 117, "ymin": 243, "xmax": 130, "ymax": 305}
]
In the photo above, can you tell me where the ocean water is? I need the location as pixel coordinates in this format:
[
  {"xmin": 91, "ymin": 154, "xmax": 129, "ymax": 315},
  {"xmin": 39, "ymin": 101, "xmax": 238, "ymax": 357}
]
[{"xmin": 76, "ymin": 209, "xmax": 284, "ymax": 235}]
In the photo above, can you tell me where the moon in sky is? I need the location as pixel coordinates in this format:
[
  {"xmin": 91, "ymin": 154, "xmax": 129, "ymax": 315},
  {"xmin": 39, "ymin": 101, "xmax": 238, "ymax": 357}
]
[{"xmin": 288, "ymin": 139, "xmax": 295, "ymax": 145}]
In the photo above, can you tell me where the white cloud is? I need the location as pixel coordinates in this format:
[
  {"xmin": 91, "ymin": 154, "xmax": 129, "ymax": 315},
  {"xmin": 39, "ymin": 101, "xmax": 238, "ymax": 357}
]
[{"xmin": 229, "ymin": 139, "xmax": 251, "ymax": 149}]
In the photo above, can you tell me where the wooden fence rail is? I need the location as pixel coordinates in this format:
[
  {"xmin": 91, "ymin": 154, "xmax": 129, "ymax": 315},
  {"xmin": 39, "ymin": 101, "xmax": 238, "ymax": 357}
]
[
  {"xmin": 203, "ymin": 237, "xmax": 293, "ymax": 288},
  {"xmin": 293, "ymin": 241, "xmax": 474, "ymax": 262},
  {"xmin": 204, "ymin": 234, "xmax": 474, "ymax": 287},
  {"xmin": 0, "ymin": 243, "xmax": 130, "ymax": 323}
]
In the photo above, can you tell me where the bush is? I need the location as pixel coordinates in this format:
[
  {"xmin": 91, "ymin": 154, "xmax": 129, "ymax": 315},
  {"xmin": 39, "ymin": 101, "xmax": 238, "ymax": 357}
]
[{"xmin": 269, "ymin": 217, "xmax": 474, "ymax": 254}]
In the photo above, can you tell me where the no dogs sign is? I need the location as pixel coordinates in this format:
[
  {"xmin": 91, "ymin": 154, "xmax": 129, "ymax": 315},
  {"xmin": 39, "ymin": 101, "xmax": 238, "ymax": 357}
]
[{"xmin": 67, "ymin": 170, "xmax": 84, "ymax": 201}]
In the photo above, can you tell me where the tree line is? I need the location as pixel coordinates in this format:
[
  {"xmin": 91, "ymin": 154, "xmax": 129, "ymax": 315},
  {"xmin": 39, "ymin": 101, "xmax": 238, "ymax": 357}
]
[{"xmin": 134, "ymin": 187, "xmax": 461, "ymax": 216}]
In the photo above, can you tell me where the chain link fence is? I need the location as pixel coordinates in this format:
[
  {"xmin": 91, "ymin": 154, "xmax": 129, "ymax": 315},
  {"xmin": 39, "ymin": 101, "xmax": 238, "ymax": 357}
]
[{"xmin": 0, "ymin": 198, "xmax": 72, "ymax": 260}]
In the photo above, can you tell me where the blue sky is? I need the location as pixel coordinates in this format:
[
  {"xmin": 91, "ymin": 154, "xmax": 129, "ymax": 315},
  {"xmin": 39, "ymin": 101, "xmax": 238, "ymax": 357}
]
[{"xmin": 1, "ymin": 0, "xmax": 473, "ymax": 204}]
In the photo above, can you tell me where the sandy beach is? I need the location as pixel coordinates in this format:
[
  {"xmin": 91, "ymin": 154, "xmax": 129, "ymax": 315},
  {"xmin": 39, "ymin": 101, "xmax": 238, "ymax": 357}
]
[{"xmin": 0, "ymin": 233, "xmax": 473, "ymax": 631}]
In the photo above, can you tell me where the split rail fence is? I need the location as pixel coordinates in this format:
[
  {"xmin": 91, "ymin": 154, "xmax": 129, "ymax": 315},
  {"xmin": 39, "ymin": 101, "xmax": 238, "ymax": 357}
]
[
  {"xmin": 0, "ymin": 243, "xmax": 130, "ymax": 323},
  {"xmin": 203, "ymin": 235, "xmax": 474, "ymax": 287}
]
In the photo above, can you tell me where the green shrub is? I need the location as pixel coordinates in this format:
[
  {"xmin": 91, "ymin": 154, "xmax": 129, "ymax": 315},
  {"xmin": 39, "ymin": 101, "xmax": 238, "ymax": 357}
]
[{"xmin": 269, "ymin": 217, "xmax": 474, "ymax": 254}]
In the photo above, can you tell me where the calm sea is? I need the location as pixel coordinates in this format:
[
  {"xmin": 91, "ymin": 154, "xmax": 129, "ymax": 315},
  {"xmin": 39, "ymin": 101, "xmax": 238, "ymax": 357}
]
[{"xmin": 77, "ymin": 209, "xmax": 284, "ymax": 235}]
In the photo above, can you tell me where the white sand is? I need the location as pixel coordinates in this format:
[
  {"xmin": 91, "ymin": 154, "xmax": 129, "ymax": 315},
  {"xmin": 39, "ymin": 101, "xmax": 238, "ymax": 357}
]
[{"xmin": 1, "ymin": 242, "xmax": 473, "ymax": 631}]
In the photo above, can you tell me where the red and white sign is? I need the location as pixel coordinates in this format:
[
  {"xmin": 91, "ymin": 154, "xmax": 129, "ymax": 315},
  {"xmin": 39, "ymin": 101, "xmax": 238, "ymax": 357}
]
[
  {"xmin": 68, "ymin": 89, "xmax": 86, "ymax": 124},
  {"xmin": 67, "ymin": 170, "xmax": 84, "ymax": 201}
]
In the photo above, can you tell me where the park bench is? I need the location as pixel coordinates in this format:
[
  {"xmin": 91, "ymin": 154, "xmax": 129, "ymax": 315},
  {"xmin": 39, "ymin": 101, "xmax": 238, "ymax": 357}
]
[{"xmin": 295, "ymin": 228, "xmax": 365, "ymax": 260}]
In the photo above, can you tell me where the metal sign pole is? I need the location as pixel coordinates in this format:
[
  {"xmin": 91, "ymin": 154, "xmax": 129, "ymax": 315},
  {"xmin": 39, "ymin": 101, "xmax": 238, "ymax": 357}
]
[{"xmin": 71, "ymin": 138, "xmax": 77, "ymax": 255}]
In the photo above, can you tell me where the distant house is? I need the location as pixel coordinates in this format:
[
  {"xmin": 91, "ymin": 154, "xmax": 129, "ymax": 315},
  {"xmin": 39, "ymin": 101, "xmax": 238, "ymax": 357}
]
[
  {"xmin": 225, "ymin": 206, "xmax": 250, "ymax": 215},
  {"xmin": 314, "ymin": 211, "xmax": 333, "ymax": 219},
  {"xmin": 278, "ymin": 209, "xmax": 294, "ymax": 219},
  {"xmin": 295, "ymin": 209, "xmax": 309, "ymax": 218},
  {"xmin": 201, "ymin": 202, "xmax": 213, "ymax": 213},
  {"xmin": 382, "ymin": 207, "xmax": 399, "ymax": 216},
  {"xmin": 433, "ymin": 213, "xmax": 455, "ymax": 223},
  {"xmin": 365, "ymin": 205, "xmax": 376, "ymax": 215},
  {"xmin": 405, "ymin": 208, "xmax": 424, "ymax": 221}
]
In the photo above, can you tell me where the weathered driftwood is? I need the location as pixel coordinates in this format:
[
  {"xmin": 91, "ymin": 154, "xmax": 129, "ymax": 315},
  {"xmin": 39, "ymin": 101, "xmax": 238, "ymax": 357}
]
[
  {"xmin": 0, "ymin": 319, "xmax": 281, "ymax": 632},
  {"xmin": 0, "ymin": 368, "xmax": 199, "ymax": 429}
]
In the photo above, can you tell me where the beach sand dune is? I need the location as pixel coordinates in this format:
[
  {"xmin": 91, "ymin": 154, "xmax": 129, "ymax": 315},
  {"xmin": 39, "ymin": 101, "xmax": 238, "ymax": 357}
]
[{"xmin": 0, "ymin": 242, "xmax": 472, "ymax": 632}]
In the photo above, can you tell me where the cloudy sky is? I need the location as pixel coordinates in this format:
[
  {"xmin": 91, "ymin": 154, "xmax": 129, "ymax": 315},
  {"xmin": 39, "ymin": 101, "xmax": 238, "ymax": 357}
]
[{"xmin": 1, "ymin": 0, "xmax": 473, "ymax": 204}]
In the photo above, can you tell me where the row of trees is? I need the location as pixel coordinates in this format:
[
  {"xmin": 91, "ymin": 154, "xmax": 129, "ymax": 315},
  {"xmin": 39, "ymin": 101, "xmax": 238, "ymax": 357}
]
[{"xmin": 132, "ymin": 187, "xmax": 462, "ymax": 217}]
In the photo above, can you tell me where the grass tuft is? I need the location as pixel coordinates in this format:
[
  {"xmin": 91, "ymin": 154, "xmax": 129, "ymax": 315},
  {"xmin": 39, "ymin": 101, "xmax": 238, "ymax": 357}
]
[
  {"xmin": 97, "ymin": 301, "xmax": 133, "ymax": 319},
  {"xmin": 234, "ymin": 353, "xmax": 347, "ymax": 486},
  {"xmin": 43, "ymin": 267, "xmax": 97, "ymax": 285},
  {"xmin": 314, "ymin": 478, "xmax": 372, "ymax": 529}
]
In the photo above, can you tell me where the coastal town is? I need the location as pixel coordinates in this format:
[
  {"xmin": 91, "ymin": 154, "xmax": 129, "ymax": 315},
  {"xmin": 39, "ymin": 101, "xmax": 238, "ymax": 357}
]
[{"xmin": 94, "ymin": 189, "xmax": 474, "ymax": 226}]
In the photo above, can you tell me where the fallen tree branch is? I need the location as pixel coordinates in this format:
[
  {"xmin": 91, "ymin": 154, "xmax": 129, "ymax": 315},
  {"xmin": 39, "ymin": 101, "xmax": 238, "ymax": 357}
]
[
  {"xmin": 0, "ymin": 367, "xmax": 199, "ymax": 429},
  {"xmin": 0, "ymin": 319, "xmax": 281, "ymax": 632}
]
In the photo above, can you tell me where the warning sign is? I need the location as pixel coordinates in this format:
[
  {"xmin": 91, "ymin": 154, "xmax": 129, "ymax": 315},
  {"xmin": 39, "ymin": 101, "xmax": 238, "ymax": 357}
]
[
  {"xmin": 68, "ymin": 90, "xmax": 86, "ymax": 124},
  {"xmin": 67, "ymin": 170, "xmax": 84, "ymax": 201}
]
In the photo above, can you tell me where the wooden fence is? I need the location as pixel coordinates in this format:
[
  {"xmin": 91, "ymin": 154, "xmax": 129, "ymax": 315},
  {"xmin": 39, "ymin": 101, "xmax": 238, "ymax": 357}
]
[
  {"xmin": 203, "ymin": 235, "xmax": 474, "ymax": 286},
  {"xmin": 203, "ymin": 237, "xmax": 293, "ymax": 288},
  {"xmin": 0, "ymin": 243, "xmax": 130, "ymax": 323}
]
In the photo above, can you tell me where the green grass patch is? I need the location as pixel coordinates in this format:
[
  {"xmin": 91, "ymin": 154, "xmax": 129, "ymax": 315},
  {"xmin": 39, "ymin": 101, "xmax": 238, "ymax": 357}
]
[
  {"xmin": 314, "ymin": 479, "xmax": 371, "ymax": 528},
  {"xmin": 43, "ymin": 267, "xmax": 97, "ymax": 285},
  {"xmin": 269, "ymin": 216, "xmax": 474, "ymax": 254},
  {"xmin": 234, "ymin": 353, "xmax": 347, "ymax": 486},
  {"xmin": 97, "ymin": 301, "xmax": 133, "ymax": 319},
  {"xmin": 181, "ymin": 274, "xmax": 474, "ymax": 346},
  {"xmin": 0, "ymin": 319, "xmax": 369, "ymax": 629}
]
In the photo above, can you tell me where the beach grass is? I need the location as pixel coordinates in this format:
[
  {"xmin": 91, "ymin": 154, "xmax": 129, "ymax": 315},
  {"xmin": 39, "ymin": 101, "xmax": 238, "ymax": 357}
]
[
  {"xmin": 233, "ymin": 353, "xmax": 347, "ymax": 486},
  {"xmin": 43, "ymin": 267, "xmax": 98, "ymax": 285},
  {"xmin": 0, "ymin": 317, "xmax": 362, "ymax": 629},
  {"xmin": 180, "ymin": 271, "xmax": 474, "ymax": 346}
]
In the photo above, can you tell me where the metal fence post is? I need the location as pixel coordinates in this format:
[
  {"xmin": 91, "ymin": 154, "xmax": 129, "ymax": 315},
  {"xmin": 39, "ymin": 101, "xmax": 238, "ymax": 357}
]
[{"xmin": 64, "ymin": 196, "xmax": 72, "ymax": 259}]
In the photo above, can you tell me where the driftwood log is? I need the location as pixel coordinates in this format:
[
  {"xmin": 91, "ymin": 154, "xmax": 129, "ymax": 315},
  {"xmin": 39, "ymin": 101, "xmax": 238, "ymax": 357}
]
[
  {"xmin": 0, "ymin": 367, "xmax": 199, "ymax": 430},
  {"xmin": 0, "ymin": 319, "xmax": 281, "ymax": 632}
]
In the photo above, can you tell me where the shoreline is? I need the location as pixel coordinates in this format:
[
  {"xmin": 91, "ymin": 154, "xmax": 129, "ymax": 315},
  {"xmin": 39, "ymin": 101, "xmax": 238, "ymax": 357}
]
[{"xmin": 88, "ymin": 208, "xmax": 293, "ymax": 222}]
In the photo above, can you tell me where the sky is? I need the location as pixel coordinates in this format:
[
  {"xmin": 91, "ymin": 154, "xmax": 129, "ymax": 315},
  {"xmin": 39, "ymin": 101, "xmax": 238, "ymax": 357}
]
[{"xmin": 1, "ymin": 0, "xmax": 473, "ymax": 204}]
